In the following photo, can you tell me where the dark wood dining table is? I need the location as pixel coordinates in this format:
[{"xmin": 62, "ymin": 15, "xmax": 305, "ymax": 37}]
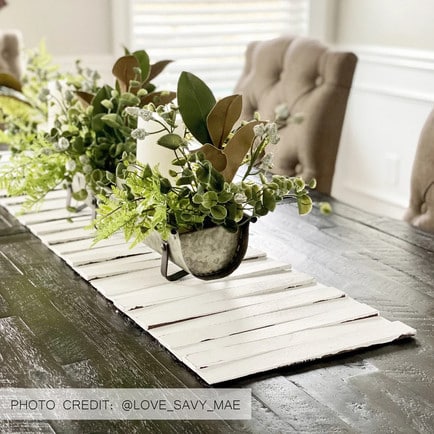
[{"xmin": 0, "ymin": 193, "xmax": 433, "ymax": 433}]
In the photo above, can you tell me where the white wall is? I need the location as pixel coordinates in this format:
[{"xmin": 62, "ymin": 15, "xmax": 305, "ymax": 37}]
[
  {"xmin": 0, "ymin": 0, "xmax": 115, "ymax": 81},
  {"xmin": 330, "ymin": 0, "xmax": 434, "ymax": 219}
]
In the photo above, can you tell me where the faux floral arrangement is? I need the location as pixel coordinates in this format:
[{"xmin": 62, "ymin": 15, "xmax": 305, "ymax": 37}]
[
  {"xmin": 0, "ymin": 48, "xmax": 174, "ymax": 211},
  {"xmin": 92, "ymin": 71, "xmax": 314, "ymax": 246}
]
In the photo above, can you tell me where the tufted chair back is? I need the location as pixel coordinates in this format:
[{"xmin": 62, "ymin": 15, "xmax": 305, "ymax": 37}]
[
  {"xmin": 0, "ymin": 30, "xmax": 22, "ymax": 80},
  {"xmin": 235, "ymin": 35, "xmax": 357, "ymax": 194},
  {"xmin": 404, "ymin": 109, "xmax": 434, "ymax": 233}
]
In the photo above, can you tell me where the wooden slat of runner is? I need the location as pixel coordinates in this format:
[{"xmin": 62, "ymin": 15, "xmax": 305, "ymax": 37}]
[{"xmin": 194, "ymin": 317, "xmax": 416, "ymax": 384}]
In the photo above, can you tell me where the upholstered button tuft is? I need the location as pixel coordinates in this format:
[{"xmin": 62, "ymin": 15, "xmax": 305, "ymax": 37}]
[{"xmin": 315, "ymin": 76, "xmax": 323, "ymax": 86}]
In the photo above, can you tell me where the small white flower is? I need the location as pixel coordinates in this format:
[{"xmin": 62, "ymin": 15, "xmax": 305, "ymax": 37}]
[
  {"xmin": 79, "ymin": 154, "xmax": 89, "ymax": 164},
  {"xmin": 234, "ymin": 192, "xmax": 247, "ymax": 204},
  {"xmin": 266, "ymin": 123, "xmax": 279, "ymax": 145},
  {"xmin": 131, "ymin": 128, "xmax": 148, "ymax": 140},
  {"xmin": 82, "ymin": 164, "xmax": 92, "ymax": 174},
  {"xmin": 275, "ymin": 103, "xmax": 289, "ymax": 120},
  {"xmin": 259, "ymin": 152, "xmax": 274, "ymax": 171},
  {"xmin": 65, "ymin": 160, "xmax": 76, "ymax": 172},
  {"xmin": 138, "ymin": 109, "xmax": 153, "ymax": 121},
  {"xmin": 57, "ymin": 137, "xmax": 70, "ymax": 151},
  {"xmin": 253, "ymin": 124, "xmax": 265, "ymax": 137}
]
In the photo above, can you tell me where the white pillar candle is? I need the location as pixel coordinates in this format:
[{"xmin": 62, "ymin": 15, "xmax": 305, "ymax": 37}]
[{"xmin": 136, "ymin": 115, "xmax": 184, "ymax": 179}]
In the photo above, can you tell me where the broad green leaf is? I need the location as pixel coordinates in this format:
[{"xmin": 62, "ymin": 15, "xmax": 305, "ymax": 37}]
[
  {"xmin": 91, "ymin": 113, "xmax": 106, "ymax": 132},
  {"xmin": 177, "ymin": 71, "xmax": 216, "ymax": 144},
  {"xmin": 222, "ymin": 120, "xmax": 261, "ymax": 182},
  {"xmin": 207, "ymin": 94, "xmax": 242, "ymax": 148},
  {"xmin": 157, "ymin": 133, "xmax": 184, "ymax": 150},
  {"xmin": 112, "ymin": 55, "xmax": 139, "ymax": 93},
  {"xmin": 133, "ymin": 50, "xmax": 151, "ymax": 83},
  {"xmin": 101, "ymin": 113, "xmax": 123, "ymax": 129},
  {"xmin": 91, "ymin": 85, "xmax": 112, "ymax": 115}
]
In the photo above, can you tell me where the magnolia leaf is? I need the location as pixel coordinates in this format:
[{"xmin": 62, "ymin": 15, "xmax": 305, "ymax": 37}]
[
  {"xmin": 112, "ymin": 55, "xmax": 139, "ymax": 93},
  {"xmin": 207, "ymin": 94, "xmax": 242, "ymax": 148},
  {"xmin": 91, "ymin": 113, "xmax": 106, "ymax": 132},
  {"xmin": 133, "ymin": 50, "xmax": 151, "ymax": 83},
  {"xmin": 222, "ymin": 120, "xmax": 261, "ymax": 182},
  {"xmin": 141, "ymin": 90, "xmax": 176, "ymax": 106},
  {"xmin": 0, "ymin": 73, "xmax": 22, "ymax": 91},
  {"xmin": 177, "ymin": 71, "xmax": 216, "ymax": 144},
  {"xmin": 196, "ymin": 144, "xmax": 227, "ymax": 172},
  {"xmin": 148, "ymin": 60, "xmax": 173, "ymax": 82},
  {"xmin": 157, "ymin": 133, "xmax": 184, "ymax": 150},
  {"xmin": 75, "ymin": 90, "xmax": 94, "ymax": 107}
]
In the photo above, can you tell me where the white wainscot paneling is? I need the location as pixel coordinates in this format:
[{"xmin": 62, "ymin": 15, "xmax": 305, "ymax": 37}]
[{"xmin": 332, "ymin": 46, "xmax": 434, "ymax": 220}]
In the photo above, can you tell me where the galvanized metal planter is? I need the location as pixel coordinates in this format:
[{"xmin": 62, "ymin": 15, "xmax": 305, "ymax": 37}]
[{"xmin": 145, "ymin": 220, "xmax": 251, "ymax": 281}]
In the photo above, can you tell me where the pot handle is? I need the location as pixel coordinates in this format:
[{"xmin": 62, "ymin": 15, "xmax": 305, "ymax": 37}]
[{"xmin": 161, "ymin": 241, "xmax": 189, "ymax": 281}]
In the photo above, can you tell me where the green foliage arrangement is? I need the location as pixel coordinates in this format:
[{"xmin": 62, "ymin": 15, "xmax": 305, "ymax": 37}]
[
  {"xmin": 0, "ymin": 47, "xmax": 174, "ymax": 210},
  {"xmin": 93, "ymin": 72, "xmax": 314, "ymax": 246}
]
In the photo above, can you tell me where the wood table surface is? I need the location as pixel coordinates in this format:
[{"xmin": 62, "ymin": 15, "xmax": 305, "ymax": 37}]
[{"xmin": 0, "ymin": 194, "xmax": 433, "ymax": 433}]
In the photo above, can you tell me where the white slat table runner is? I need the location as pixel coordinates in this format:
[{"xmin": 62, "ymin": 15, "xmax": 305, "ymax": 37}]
[{"xmin": 0, "ymin": 175, "xmax": 416, "ymax": 384}]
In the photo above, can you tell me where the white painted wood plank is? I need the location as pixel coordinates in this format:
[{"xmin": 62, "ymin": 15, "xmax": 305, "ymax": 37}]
[
  {"xmin": 75, "ymin": 254, "xmax": 160, "ymax": 280},
  {"xmin": 172, "ymin": 298, "xmax": 378, "ymax": 357},
  {"xmin": 49, "ymin": 234, "xmax": 126, "ymax": 255},
  {"xmin": 0, "ymin": 188, "xmax": 67, "ymax": 207},
  {"xmin": 151, "ymin": 283, "xmax": 342, "ymax": 339},
  {"xmin": 91, "ymin": 256, "xmax": 288, "ymax": 298},
  {"xmin": 131, "ymin": 285, "xmax": 344, "ymax": 331},
  {"xmin": 17, "ymin": 207, "xmax": 91, "ymax": 225},
  {"xmin": 27, "ymin": 215, "xmax": 90, "ymax": 235},
  {"xmin": 39, "ymin": 227, "xmax": 95, "ymax": 245},
  {"xmin": 177, "ymin": 257, "xmax": 291, "ymax": 288},
  {"xmin": 128, "ymin": 272, "xmax": 316, "ymax": 328},
  {"xmin": 113, "ymin": 270, "xmax": 312, "ymax": 311},
  {"xmin": 5, "ymin": 197, "xmax": 69, "ymax": 214},
  {"xmin": 243, "ymin": 246, "xmax": 267, "ymax": 260},
  {"xmin": 194, "ymin": 317, "xmax": 416, "ymax": 384},
  {"xmin": 174, "ymin": 297, "xmax": 378, "ymax": 358},
  {"xmin": 90, "ymin": 264, "xmax": 166, "ymax": 297},
  {"xmin": 63, "ymin": 243, "xmax": 153, "ymax": 267}
]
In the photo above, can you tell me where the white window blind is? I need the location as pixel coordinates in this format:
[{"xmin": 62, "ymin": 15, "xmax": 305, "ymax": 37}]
[{"xmin": 129, "ymin": 0, "xmax": 310, "ymax": 96}]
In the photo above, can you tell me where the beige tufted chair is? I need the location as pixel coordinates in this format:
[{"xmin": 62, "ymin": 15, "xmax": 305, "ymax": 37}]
[
  {"xmin": 404, "ymin": 109, "xmax": 434, "ymax": 233},
  {"xmin": 235, "ymin": 35, "xmax": 357, "ymax": 194},
  {"xmin": 0, "ymin": 30, "xmax": 22, "ymax": 80}
]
